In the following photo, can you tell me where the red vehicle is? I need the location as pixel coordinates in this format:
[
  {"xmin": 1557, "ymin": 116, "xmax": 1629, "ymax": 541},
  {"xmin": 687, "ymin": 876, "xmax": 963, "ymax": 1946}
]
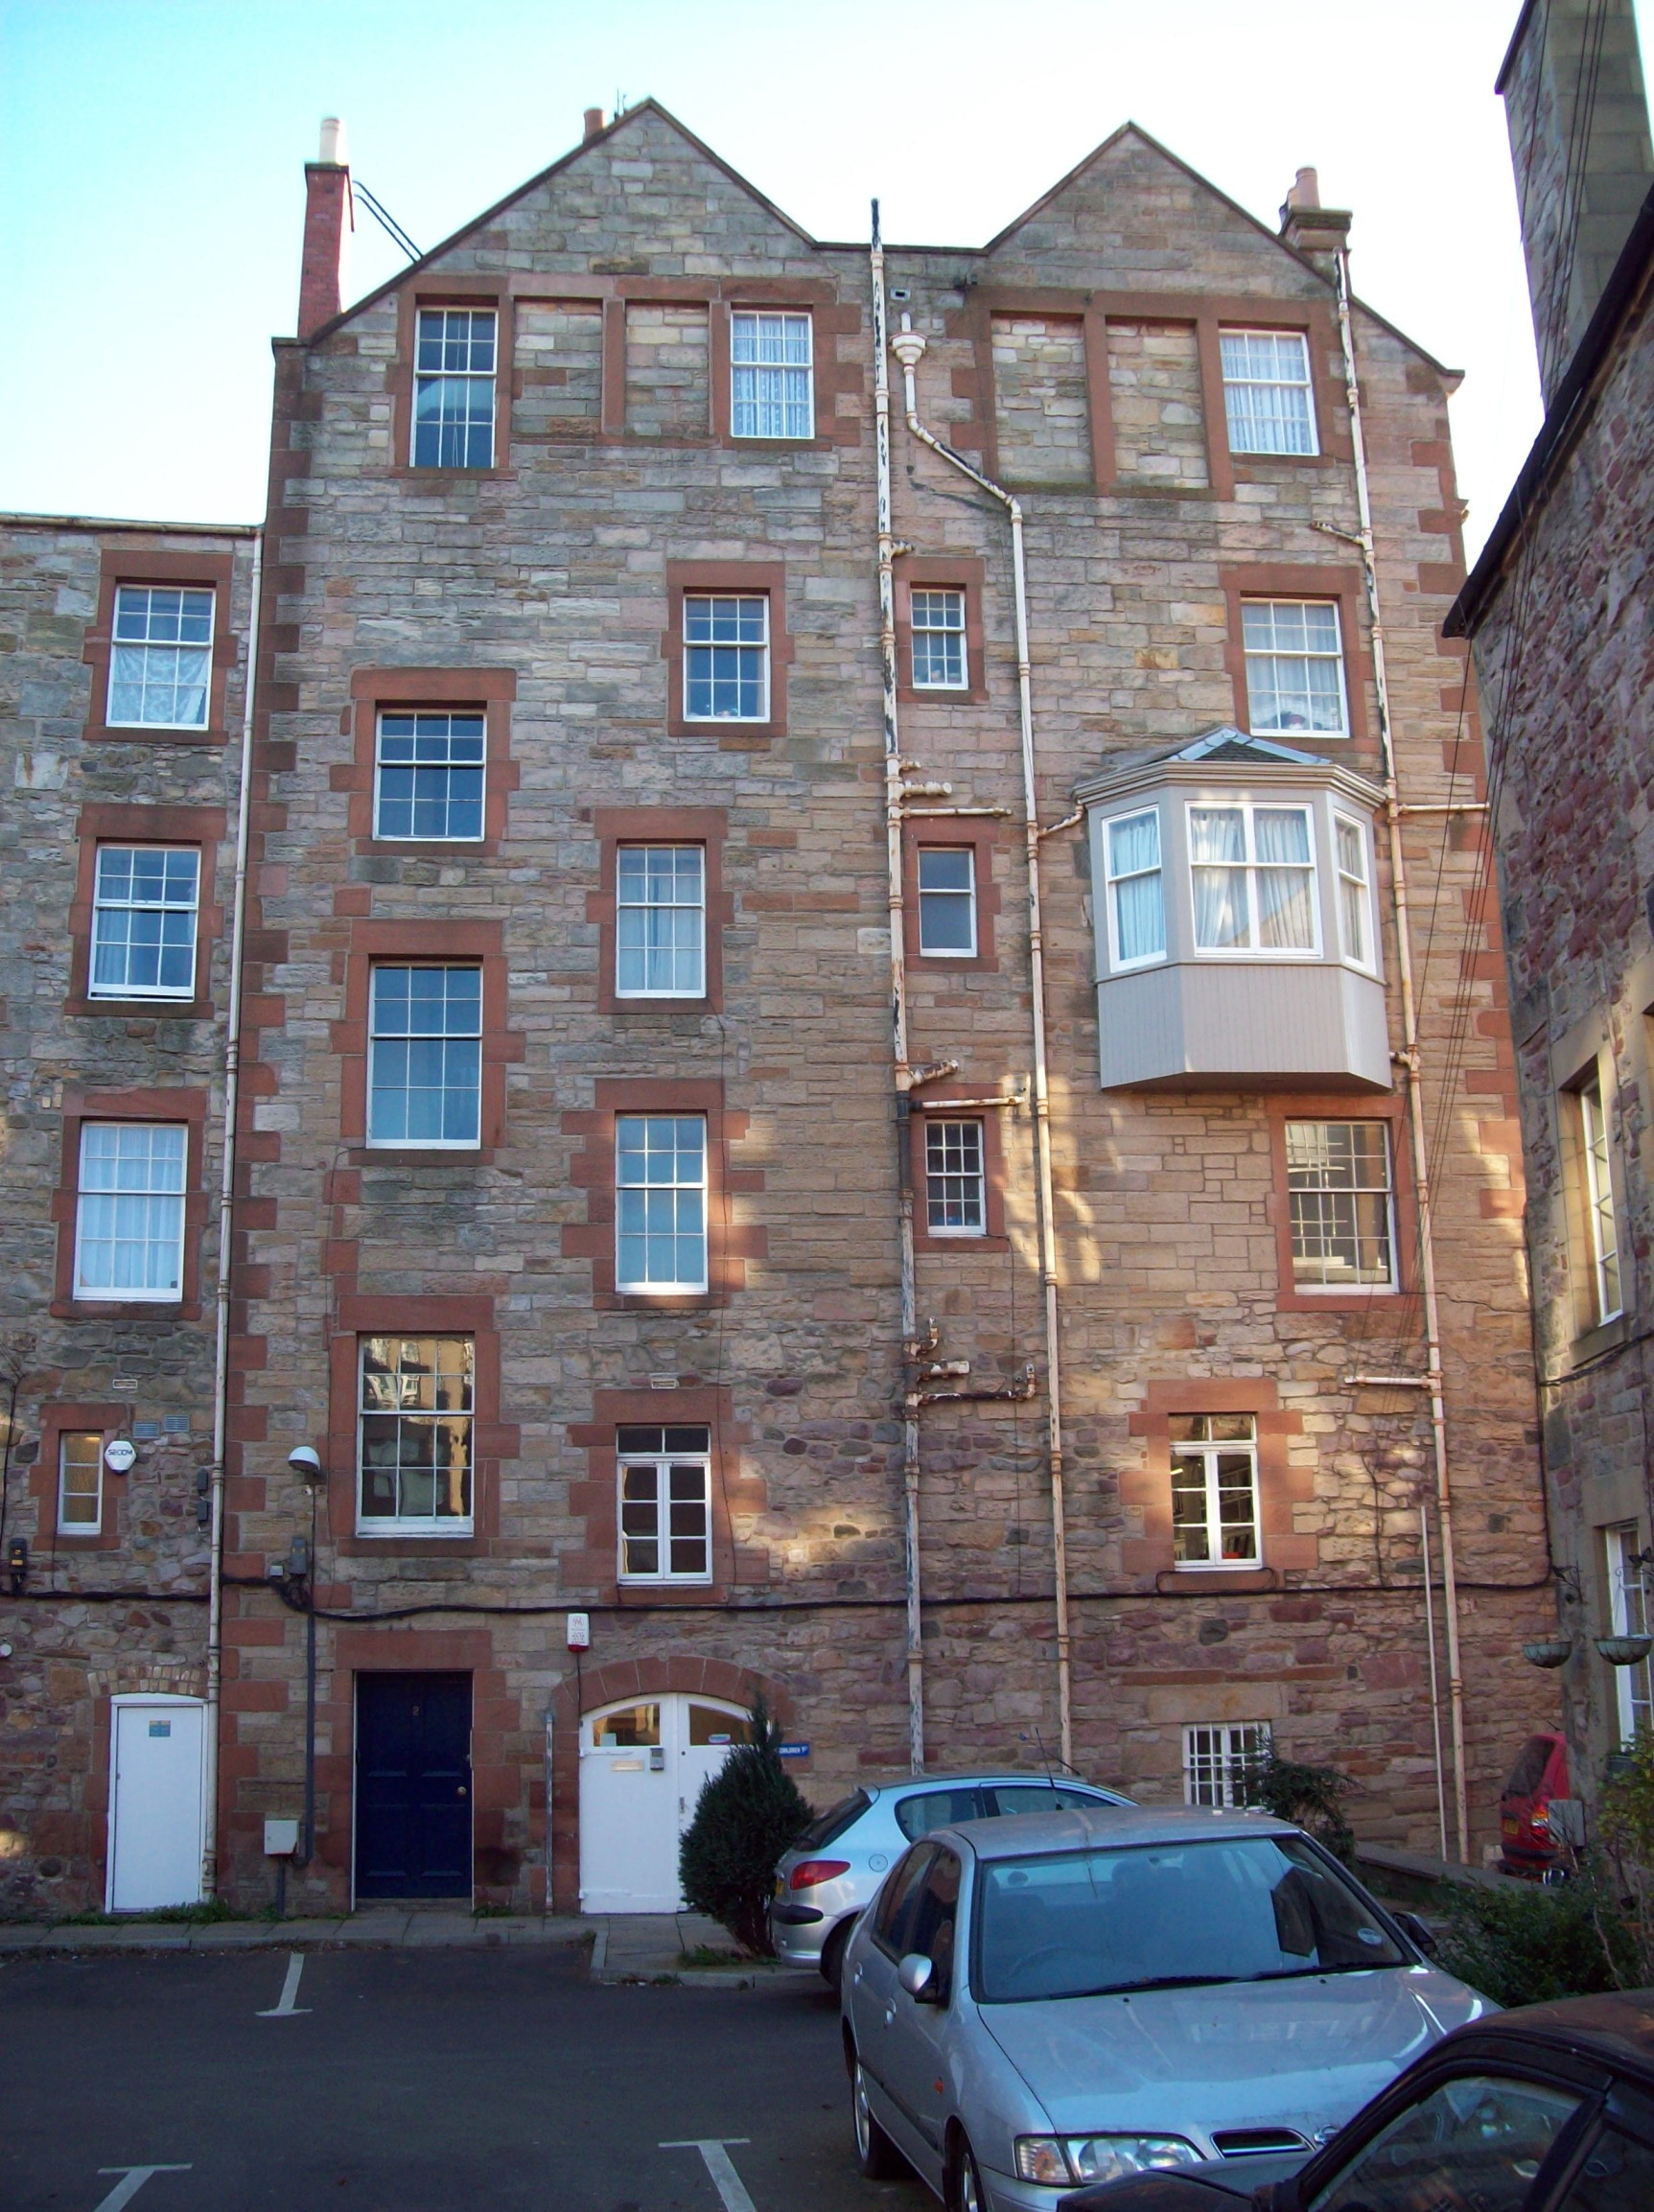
[{"xmin": 1500, "ymin": 1730, "xmax": 1570, "ymax": 1877}]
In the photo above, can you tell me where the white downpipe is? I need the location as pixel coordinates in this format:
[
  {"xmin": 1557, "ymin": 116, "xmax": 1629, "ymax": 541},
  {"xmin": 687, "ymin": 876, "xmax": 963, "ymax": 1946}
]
[
  {"xmin": 201, "ymin": 528, "xmax": 263, "ymax": 1895},
  {"xmin": 871, "ymin": 210, "xmax": 925, "ymax": 1773},
  {"xmin": 1333, "ymin": 250, "xmax": 1468, "ymax": 1861},
  {"xmin": 888, "ymin": 315, "xmax": 1073, "ymax": 1769}
]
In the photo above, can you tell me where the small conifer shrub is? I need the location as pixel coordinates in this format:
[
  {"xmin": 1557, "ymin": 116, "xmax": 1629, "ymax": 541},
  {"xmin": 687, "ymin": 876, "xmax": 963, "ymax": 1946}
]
[{"xmin": 678, "ymin": 1695, "xmax": 813, "ymax": 1956}]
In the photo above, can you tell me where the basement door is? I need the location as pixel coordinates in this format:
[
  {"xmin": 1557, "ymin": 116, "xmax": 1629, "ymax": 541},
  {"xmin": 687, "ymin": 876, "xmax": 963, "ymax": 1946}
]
[
  {"xmin": 355, "ymin": 1671, "xmax": 473, "ymax": 1900},
  {"xmin": 106, "ymin": 1694, "xmax": 207, "ymax": 1913},
  {"xmin": 578, "ymin": 1694, "xmax": 751, "ymax": 1913}
]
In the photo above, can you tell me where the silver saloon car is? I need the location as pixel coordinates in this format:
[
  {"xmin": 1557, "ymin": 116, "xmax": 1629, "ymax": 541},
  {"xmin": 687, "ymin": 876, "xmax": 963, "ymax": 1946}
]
[
  {"xmin": 773, "ymin": 1772, "xmax": 1133, "ymax": 1988},
  {"xmin": 841, "ymin": 1804, "xmax": 1491, "ymax": 2212}
]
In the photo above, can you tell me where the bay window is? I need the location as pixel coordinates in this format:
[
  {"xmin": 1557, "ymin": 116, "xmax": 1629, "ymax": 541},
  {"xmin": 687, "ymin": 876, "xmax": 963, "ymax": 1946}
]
[{"xmin": 1189, "ymin": 802, "xmax": 1317, "ymax": 954}]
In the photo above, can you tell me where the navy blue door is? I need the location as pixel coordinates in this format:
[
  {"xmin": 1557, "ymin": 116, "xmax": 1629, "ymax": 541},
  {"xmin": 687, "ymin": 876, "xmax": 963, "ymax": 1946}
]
[{"xmin": 355, "ymin": 1671, "xmax": 472, "ymax": 1899}]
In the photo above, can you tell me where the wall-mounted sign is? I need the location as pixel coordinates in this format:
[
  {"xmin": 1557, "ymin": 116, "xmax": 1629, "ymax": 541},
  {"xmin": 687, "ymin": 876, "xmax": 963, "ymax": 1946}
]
[
  {"xmin": 778, "ymin": 1741, "xmax": 810, "ymax": 1759},
  {"xmin": 103, "ymin": 1439, "xmax": 137, "ymax": 1475}
]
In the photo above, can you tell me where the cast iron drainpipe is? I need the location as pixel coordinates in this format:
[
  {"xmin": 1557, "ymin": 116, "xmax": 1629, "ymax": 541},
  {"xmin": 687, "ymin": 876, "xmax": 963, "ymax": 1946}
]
[
  {"xmin": 202, "ymin": 525, "xmax": 262, "ymax": 1897},
  {"xmin": 888, "ymin": 313, "xmax": 1074, "ymax": 1769}
]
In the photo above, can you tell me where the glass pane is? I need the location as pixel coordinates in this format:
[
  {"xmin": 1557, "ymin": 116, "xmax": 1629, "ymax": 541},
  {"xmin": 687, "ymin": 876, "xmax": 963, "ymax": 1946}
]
[
  {"xmin": 1310, "ymin": 2076, "xmax": 1580, "ymax": 2212},
  {"xmin": 594, "ymin": 1703, "xmax": 660, "ymax": 1748},
  {"xmin": 895, "ymin": 1788, "xmax": 982, "ymax": 1840},
  {"xmin": 1555, "ymin": 2123, "xmax": 1654, "ymax": 2209},
  {"xmin": 688, "ymin": 1705, "xmax": 753, "ymax": 1746}
]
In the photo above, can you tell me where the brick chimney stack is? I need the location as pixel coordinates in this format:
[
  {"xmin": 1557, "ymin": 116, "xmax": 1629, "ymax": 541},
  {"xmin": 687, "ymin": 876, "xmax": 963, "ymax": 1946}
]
[
  {"xmin": 1278, "ymin": 166, "xmax": 1352, "ymax": 280},
  {"xmin": 584, "ymin": 107, "xmax": 606, "ymax": 142},
  {"xmin": 1499, "ymin": 0, "xmax": 1654, "ymax": 406},
  {"xmin": 298, "ymin": 116, "xmax": 352, "ymax": 341}
]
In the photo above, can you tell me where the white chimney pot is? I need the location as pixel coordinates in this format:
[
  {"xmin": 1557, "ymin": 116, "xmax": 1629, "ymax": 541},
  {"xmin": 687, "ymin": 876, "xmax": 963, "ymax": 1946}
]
[{"xmin": 318, "ymin": 116, "xmax": 347, "ymax": 167}]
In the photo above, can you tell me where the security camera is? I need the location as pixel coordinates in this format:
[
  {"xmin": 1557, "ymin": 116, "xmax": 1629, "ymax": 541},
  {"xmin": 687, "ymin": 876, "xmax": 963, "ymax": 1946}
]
[{"xmin": 287, "ymin": 1445, "xmax": 325, "ymax": 1481}]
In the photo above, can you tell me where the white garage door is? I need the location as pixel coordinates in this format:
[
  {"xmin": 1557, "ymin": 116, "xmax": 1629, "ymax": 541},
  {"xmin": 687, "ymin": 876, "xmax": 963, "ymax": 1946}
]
[{"xmin": 578, "ymin": 1694, "xmax": 750, "ymax": 1913}]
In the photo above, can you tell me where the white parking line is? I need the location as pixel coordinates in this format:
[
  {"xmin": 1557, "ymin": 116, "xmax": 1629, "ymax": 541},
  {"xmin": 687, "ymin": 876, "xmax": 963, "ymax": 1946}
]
[
  {"xmin": 256, "ymin": 1952, "xmax": 310, "ymax": 2017},
  {"xmin": 93, "ymin": 2167, "xmax": 191, "ymax": 2211},
  {"xmin": 660, "ymin": 2138, "xmax": 757, "ymax": 2212}
]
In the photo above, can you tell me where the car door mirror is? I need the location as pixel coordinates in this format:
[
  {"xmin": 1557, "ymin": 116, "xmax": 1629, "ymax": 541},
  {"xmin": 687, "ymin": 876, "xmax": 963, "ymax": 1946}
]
[
  {"xmin": 897, "ymin": 1951, "xmax": 937, "ymax": 2001},
  {"xmin": 1395, "ymin": 1910, "xmax": 1437, "ymax": 1956}
]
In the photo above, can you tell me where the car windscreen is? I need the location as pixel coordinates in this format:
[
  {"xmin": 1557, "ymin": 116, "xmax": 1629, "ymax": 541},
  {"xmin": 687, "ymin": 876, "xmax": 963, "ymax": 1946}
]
[
  {"xmin": 1502, "ymin": 1736, "xmax": 1553, "ymax": 1800},
  {"xmin": 794, "ymin": 1790, "xmax": 872, "ymax": 1851},
  {"xmin": 972, "ymin": 1835, "xmax": 1406, "ymax": 2003}
]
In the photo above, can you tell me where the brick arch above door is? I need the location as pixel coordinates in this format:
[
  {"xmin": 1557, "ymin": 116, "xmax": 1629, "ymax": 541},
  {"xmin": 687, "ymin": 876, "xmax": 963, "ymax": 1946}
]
[{"xmin": 575, "ymin": 1654, "xmax": 794, "ymax": 1724}]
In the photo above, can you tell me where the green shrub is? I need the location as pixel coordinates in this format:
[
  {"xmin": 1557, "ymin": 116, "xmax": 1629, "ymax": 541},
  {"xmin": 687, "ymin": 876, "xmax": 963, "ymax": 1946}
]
[
  {"xmin": 678, "ymin": 1696, "xmax": 813, "ymax": 1957},
  {"xmin": 1243, "ymin": 1754, "xmax": 1358, "ymax": 1865},
  {"xmin": 1433, "ymin": 1876, "xmax": 1632, "ymax": 2008}
]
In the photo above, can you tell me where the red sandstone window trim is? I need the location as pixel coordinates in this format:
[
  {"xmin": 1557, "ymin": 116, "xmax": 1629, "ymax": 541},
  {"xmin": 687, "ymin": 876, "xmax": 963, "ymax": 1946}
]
[
  {"xmin": 339, "ymin": 666, "xmax": 519, "ymax": 858},
  {"xmin": 334, "ymin": 920, "xmax": 519, "ymax": 1160},
  {"xmin": 1121, "ymin": 1379, "xmax": 1311, "ymax": 1587},
  {"xmin": 49, "ymin": 1087, "xmax": 210, "ymax": 1320},
  {"xmin": 65, "ymin": 803, "xmax": 227, "ymax": 1017},
  {"xmin": 901, "ymin": 821, "xmax": 1003, "ymax": 975},
  {"xmin": 589, "ymin": 806, "xmax": 731, "ymax": 1013},
  {"xmin": 896, "ymin": 558, "xmax": 989, "ymax": 705},
  {"xmin": 30, "ymin": 1402, "xmax": 131, "ymax": 1553},
  {"xmin": 663, "ymin": 561, "xmax": 793, "ymax": 743},
  {"xmin": 565, "ymin": 1385, "xmax": 766, "ymax": 1604},
  {"xmin": 387, "ymin": 283, "xmax": 516, "ymax": 479},
  {"xmin": 1220, "ymin": 563, "xmax": 1373, "ymax": 751},
  {"xmin": 1265, "ymin": 1094, "xmax": 1415, "ymax": 1314},
  {"xmin": 561, "ymin": 1078, "xmax": 766, "ymax": 1311},
  {"xmin": 908, "ymin": 1088, "xmax": 1012, "ymax": 1254},
  {"xmin": 81, "ymin": 547, "xmax": 238, "ymax": 746}
]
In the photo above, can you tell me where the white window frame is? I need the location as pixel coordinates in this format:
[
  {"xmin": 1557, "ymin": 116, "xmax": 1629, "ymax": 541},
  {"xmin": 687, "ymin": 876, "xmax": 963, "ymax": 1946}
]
[
  {"xmin": 1184, "ymin": 1722, "xmax": 1273, "ymax": 1808},
  {"xmin": 924, "ymin": 1118, "xmax": 988, "ymax": 1237},
  {"xmin": 683, "ymin": 593, "xmax": 770, "ymax": 723},
  {"xmin": 1285, "ymin": 1119, "xmax": 1398, "ymax": 1292},
  {"xmin": 372, "ymin": 710, "xmax": 487, "ymax": 843},
  {"xmin": 58, "ymin": 1430, "xmax": 105, "ymax": 1536},
  {"xmin": 1170, "ymin": 1414, "xmax": 1263, "ymax": 1571},
  {"xmin": 73, "ymin": 1122, "xmax": 188, "ymax": 1303},
  {"xmin": 1241, "ymin": 599, "xmax": 1349, "ymax": 738},
  {"xmin": 1219, "ymin": 329, "xmax": 1318, "ymax": 456},
  {"xmin": 356, "ymin": 1334, "xmax": 475, "ymax": 1537},
  {"xmin": 1186, "ymin": 799, "xmax": 1321, "ymax": 959},
  {"xmin": 916, "ymin": 847, "xmax": 978, "ymax": 958},
  {"xmin": 411, "ymin": 307, "xmax": 498, "ymax": 470},
  {"xmin": 910, "ymin": 588, "xmax": 968, "ymax": 690},
  {"xmin": 616, "ymin": 844, "xmax": 707, "ymax": 998},
  {"xmin": 617, "ymin": 1425, "xmax": 714, "ymax": 1584},
  {"xmin": 1104, "ymin": 806, "xmax": 1167, "ymax": 971},
  {"xmin": 1606, "ymin": 1525, "xmax": 1654, "ymax": 1749},
  {"xmin": 730, "ymin": 310, "xmax": 813, "ymax": 440},
  {"xmin": 1576, "ymin": 1068, "xmax": 1624, "ymax": 1326},
  {"xmin": 105, "ymin": 584, "xmax": 215, "ymax": 731},
  {"xmin": 616, "ymin": 1114, "xmax": 710, "ymax": 1293},
  {"xmin": 1333, "ymin": 809, "xmax": 1376, "ymax": 971},
  {"xmin": 366, "ymin": 964, "xmax": 483, "ymax": 1150},
  {"xmin": 89, "ymin": 845, "xmax": 201, "ymax": 1000}
]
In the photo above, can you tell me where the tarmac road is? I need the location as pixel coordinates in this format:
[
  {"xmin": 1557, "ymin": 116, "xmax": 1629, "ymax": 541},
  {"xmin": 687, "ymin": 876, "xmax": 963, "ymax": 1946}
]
[{"xmin": 0, "ymin": 1942, "xmax": 923, "ymax": 2212}]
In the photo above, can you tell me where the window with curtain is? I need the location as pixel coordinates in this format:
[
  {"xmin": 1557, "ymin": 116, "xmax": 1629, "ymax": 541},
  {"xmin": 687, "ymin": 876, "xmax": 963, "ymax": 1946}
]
[
  {"xmin": 1188, "ymin": 803, "xmax": 1316, "ymax": 953},
  {"xmin": 616, "ymin": 1114, "xmax": 708, "ymax": 1292},
  {"xmin": 1106, "ymin": 808, "xmax": 1165, "ymax": 966},
  {"xmin": 1241, "ymin": 600, "xmax": 1347, "ymax": 735},
  {"xmin": 74, "ymin": 1123, "xmax": 188, "ymax": 1300},
  {"xmin": 1220, "ymin": 330, "xmax": 1316, "ymax": 455},
  {"xmin": 617, "ymin": 845, "xmax": 706, "ymax": 995},
  {"xmin": 107, "ymin": 586, "xmax": 214, "ymax": 729},
  {"xmin": 90, "ymin": 846, "xmax": 200, "ymax": 998},
  {"xmin": 731, "ymin": 311, "xmax": 813, "ymax": 438}
]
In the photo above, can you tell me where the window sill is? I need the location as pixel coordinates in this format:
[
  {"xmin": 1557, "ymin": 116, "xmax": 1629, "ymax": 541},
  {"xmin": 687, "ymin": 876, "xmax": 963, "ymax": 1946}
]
[
  {"xmin": 53, "ymin": 1298, "xmax": 198, "ymax": 1322},
  {"xmin": 1572, "ymin": 1311, "xmax": 1631, "ymax": 1363},
  {"xmin": 354, "ymin": 1528, "xmax": 476, "ymax": 1542},
  {"xmin": 82, "ymin": 722, "xmax": 230, "ymax": 748},
  {"xmin": 68, "ymin": 995, "xmax": 213, "ymax": 1020},
  {"xmin": 1276, "ymin": 1283, "xmax": 1412, "ymax": 1314}
]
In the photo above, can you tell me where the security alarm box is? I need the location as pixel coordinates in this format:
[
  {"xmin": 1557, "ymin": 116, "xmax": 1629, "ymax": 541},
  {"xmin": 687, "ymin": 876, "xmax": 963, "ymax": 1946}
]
[
  {"xmin": 566, "ymin": 1611, "xmax": 591, "ymax": 1651},
  {"xmin": 264, "ymin": 1818, "xmax": 300, "ymax": 1856}
]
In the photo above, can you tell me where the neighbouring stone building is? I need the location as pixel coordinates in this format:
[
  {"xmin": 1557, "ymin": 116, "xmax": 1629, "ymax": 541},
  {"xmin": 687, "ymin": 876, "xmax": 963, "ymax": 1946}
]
[
  {"xmin": 1448, "ymin": 0, "xmax": 1654, "ymax": 1814},
  {"xmin": 2, "ymin": 95, "xmax": 1557, "ymax": 1920}
]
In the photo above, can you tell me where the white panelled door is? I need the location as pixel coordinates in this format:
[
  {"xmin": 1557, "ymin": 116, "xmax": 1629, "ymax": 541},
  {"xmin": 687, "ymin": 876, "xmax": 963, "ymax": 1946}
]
[
  {"xmin": 106, "ymin": 1694, "xmax": 207, "ymax": 1912},
  {"xmin": 578, "ymin": 1694, "xmax": 750, "ymax": 1913}
]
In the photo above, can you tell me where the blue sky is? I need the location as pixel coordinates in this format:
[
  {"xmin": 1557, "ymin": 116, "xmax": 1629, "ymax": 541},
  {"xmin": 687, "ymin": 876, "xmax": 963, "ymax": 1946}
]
[{"xmin": 0, "ymin": 0, "xmax": 1563, "ymax": 550}]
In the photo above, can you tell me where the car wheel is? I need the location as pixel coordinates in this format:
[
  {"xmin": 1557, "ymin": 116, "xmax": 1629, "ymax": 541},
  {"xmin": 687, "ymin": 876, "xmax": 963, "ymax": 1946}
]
[
  {"xmin": 948, "ymin": 2132, "xmax": 986, "ymax": 2212},
  {"xmin": 852, "ymin": 2056, "xmax": 909, "ymax": 2180},
  {"xmin": 820, "ymin": 1916, "xmax": 853, "ymax": 1992}
]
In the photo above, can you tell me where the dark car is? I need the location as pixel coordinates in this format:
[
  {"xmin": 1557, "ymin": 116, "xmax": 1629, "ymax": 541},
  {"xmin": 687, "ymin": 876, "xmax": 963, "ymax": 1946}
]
[
  {"xmin": 1502, "ymin": 1731, "xmax": 1572, "ymax": 1878},
  {"xmin": 1057, "ymin": 1989, "xmax": 1654, "ymax": 2210}
]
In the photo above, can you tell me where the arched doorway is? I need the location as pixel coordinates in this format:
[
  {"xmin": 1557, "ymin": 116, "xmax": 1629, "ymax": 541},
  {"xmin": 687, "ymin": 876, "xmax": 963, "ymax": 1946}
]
[{"xmin": 578, "ymin": 1692, "xmax": 752, "ymax": 1912}]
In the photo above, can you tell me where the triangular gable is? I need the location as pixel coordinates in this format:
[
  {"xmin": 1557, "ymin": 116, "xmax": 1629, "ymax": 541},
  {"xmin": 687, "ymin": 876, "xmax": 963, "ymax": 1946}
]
[
  {"xmin": 1165, "ymin": 727, "xmax": 1329, "ymax": 767},
  {"xmin": 306, "ymin": 98, "xmax": 819, "ymax": 347}
]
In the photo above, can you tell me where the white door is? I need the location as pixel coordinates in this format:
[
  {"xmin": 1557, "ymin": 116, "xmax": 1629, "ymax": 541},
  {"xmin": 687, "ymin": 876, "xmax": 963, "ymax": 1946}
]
[
  {"xmin": 578, "ymin": 1694, "xmax": 749, "ymax": 1912},
  {"xmin": 106, "ymin": 1694, "xmax": 206, "ymax": 1912}
]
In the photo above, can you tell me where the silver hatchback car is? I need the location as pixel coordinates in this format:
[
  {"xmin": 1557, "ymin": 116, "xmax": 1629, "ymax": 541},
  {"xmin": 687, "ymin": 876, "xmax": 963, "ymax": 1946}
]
[
  {"xmin": 841, "ymin": 1804, "xmax": 1490, "ymax": 2212},
  {"xmin": 772, "ymin": 1772, "xmax": 1132, "ymax": 1989}
]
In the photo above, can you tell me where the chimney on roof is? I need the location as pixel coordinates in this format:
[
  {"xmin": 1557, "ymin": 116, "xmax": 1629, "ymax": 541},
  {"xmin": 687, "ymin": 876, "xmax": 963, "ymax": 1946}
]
[
  {"xmin": 1278, "ymin": 165, "xmax": 1351, "ymax": 278},
  {"xmin": 298, "ymin": 115, "xmax": 353, "ymax": 341},
  {"xmin": 584, "ymin": 106, "xmax": 606, "ymax": 141},
  {"xmin": 1498, "ymin": 0, "xmax": 1654, "ymax": 406}
]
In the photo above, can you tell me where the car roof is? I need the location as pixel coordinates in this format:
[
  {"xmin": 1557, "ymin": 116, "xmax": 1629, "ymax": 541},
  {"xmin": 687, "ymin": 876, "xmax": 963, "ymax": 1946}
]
[
  {"xmin": 936, "ymin": 1802, "xmax": 1300, "ymax": 1858},
  {"xmin": 849, "ymin": 1771, "xmax": 1126, "ymax": 1797},
  {"xmin": 1455, "ymin": 1991, "xmax": 1654, "ymax": 2078}
]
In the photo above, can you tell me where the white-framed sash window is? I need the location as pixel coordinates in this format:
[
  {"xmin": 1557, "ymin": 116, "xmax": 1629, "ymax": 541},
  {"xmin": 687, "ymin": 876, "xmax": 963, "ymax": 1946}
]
[
  {"xmin": 617, "ymin": 846, "xmax": 706, "ymax": 996},
  {"xmin": 1106, "ymin": 807, "xmax": 1166, "ymax": 968},
  {"xmin": 373, "ymin": 711, "xmax": 486, "ymax": 840},
  {"xmin": 1286, "ymin": 1119, "xmax": 1397, "ymax": 1290},
  {"xmin": 684, "ymin": 594, "xmax": 769, "ymax": 720},
  {"xmin": 413, "ymin": 308, "xmax": 497, "ymax": 468},
  {"xmin": 1606, "ymin": 1525, "xmax": 1654, "ymax": 1748},
  {"xmin": 1184, "ymin": 1722, "xmax": 1273, "ymax": 1807},
  {"xmin": 107, "ymin": 585, "xmax": 214, "ymax": 729},
  {"xmin": 1188, "ymin": 801, "xmax": 1317, "ymax": 954},
  {"xmin": 90, "ymin": 846, "xmax": 200, "ymax": 998},
  {"xmin": 617, "ymin": 1424, "xmax": 712, "ymax": 1582},
  {"xmin": 1220, "ymin": 329, "xmax": 1317, "ymax": 455},
  {"xmin": 911, "ymin": 589, "xmax": 967, "ymax": 688},
  {"xmin": 731, "ymin": 311, "xmax": 813, "ymax": 439},
  {"xmin": 1242, "ymin": 600, "xmax": 1348, "ymax": 736},
  {"xmin": 616, "ymin": 1115, "xmax": 708, "ymax": 1292},
  {"xmin": 1170, "ymin": 1413, "xmax": 1261, "ymax": 1569},
  {"xmin": 74, "ymin": 1123, "xmax": 188, "ymax": 1301},
  {"xmin": 925, "ymin": 1119, "xmax": 986, "ymax": 1235},
  {"xmin": 58, "ymin": 1431, "xmax": 105, "ymax": 1534},
  {"xmin": 917, "ymin": 847, "xmax": 977, "ymax": 956},
  {"xmin": 357, "ymin": 1334, "xmax": 475, "ymax": 1533},
  {"xmin": 1578, "ymin": 1070, "xmax": 1624, "ymax": 1325},
  {"xmin": 1334, "ymin": 811, "xmax": 1374, "ymax": 968},
  {"xmin": 367, "ymin": 965, "xmax": 483, "ymax": 1147}
]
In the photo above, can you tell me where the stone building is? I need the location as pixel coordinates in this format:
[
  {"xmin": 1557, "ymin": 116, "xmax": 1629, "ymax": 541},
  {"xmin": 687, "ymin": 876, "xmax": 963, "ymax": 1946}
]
[
  {"xmin": 0, "ymin": 512, "xmax": 257, "ymax": 1911},
  {"xmin": 1448, "ymin": 0, "xmax": 1654, "ymax": 1812},
  {"xmin": 1, "ymin": 95, "xmax": 1557, "ymax": 1920}
]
